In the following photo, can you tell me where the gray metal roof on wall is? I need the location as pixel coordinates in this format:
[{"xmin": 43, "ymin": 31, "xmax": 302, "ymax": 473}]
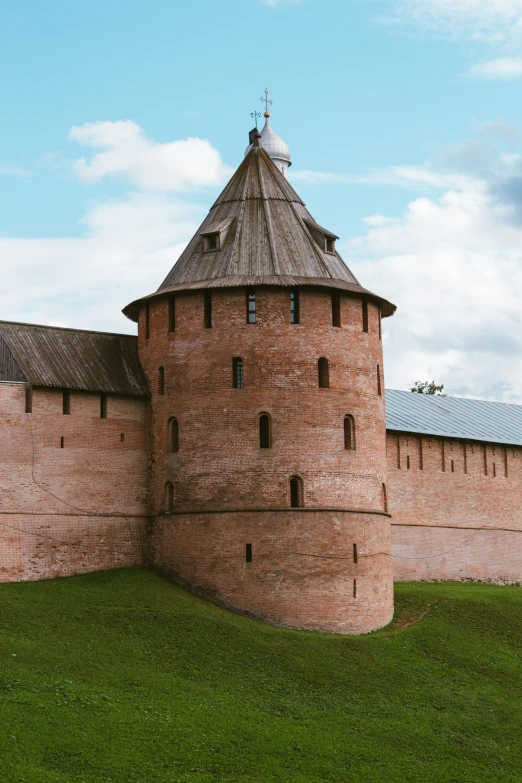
[
  {"xmin": 123, "ymin": 146, "xmax": 396, "ymax": 322},
  {"xmin": 386, "ymin": 389, "xmax": 522, "ymax": 447},
  {"xmin": 0, "ymin": 321, "xmax": 149, "ymax": 396}
]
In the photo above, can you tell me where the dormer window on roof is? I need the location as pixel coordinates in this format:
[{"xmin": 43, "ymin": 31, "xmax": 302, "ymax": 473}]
[
  {"xmin": 203, "ymin": 232, "xmax": 220, "ymax": 253},
  {"xmin": 325, "ymin": 237, "xmax": 335, "ymax": 254}
]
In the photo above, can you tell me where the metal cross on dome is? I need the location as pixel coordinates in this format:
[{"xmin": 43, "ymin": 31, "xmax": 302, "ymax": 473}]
[{"xmin": 261, "ymin": 88, "xmax": 273, "ymax": 116}]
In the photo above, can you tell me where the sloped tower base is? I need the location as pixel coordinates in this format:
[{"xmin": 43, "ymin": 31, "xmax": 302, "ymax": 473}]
[{"xmin": 151, "ymin": 509, "xmax": 393, "ymax": 634}]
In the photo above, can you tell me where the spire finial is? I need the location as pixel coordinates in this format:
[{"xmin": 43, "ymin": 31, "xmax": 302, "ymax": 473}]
[{"xmin": 261, "ymin": 88, "xmax": 273, "ymax": 118}]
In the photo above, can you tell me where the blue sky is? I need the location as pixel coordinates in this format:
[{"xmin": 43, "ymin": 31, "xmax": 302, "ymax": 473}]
[{"xmin": 3, "ymin": 0, "xmax": 522, "ymax": 400}]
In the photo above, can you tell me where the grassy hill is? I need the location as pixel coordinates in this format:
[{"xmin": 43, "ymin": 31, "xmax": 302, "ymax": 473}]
[{"xmin": 0, "ymin": 569, "xmax": 521, "ymax": 783}]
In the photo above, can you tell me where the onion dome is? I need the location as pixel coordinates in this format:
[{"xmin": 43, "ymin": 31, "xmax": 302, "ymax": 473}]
[{"xmin": 123, "ymin": 142, "xmax": 396, "ymax": 322}]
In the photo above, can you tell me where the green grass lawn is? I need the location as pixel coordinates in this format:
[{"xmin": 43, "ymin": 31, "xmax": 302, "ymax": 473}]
[{"xmin": 0, "ymin": 569, "xmax": 521, "ymax": 783}]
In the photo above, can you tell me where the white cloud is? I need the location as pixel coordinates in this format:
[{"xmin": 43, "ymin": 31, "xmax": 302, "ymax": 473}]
[
  {"xmin": 479, "ymin": 119, "xmax": 519, "ymax": 142},
  {"xmin": 347, "ymin": 175, "xmax": 522, "ymax": 402},
  {"xmin": 291, "ymin": 164, "xmax": 470, "ymax": 190},
  {"xmin": 392, "ymin": 0, "xmax": 522, "ymax": 41},
  {"xmin": 0, "ymin": 164, "xmax": 32, "ymax": 179},
  {"xmin": 468, "ymin": 56, "xmax": 522, "ymax": 78},
  {"xmin": 259, "ymin": 0, "xmax": 302, "ymax": 6},
  {"xmin": 0, "ymin": 193, "xmax": 205, "ymax": 333},
  {"xmin": 70, "ymin": 120, "xmax": 232, "ymax": 192}
]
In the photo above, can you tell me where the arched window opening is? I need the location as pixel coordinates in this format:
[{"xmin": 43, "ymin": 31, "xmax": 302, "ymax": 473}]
[
  {"xmin": 63, "ymin": 389, "xmax": 70, "ymax": 415},
  {"xmin": 204, "ymin": 291, "xmax": 212, "ymax": 329},
  {"xmin": 165, "ymin": 482, "xmax": 174, "ymax": 513},
  {"xmin": 290, "ymin": 476, "xmax": 304, "ymax": 508},
  {"xmin": 25, "ymin": 385, "xmax": 32, "ymax": 414},
  {"xmin": 158, "ymin": 366, "xmax": 165, "ymax": 396},
  {"xmin": 100, "ymin": 393, "xmax": 107, "ymax": 419},
  {"xmin": 233, "ymin": 357, "xmax": 244, "ymax": 389},
  {"xmin": 246, "ymin": 290, "xmax": 256, "ymax": 324},
  {"xmin": 169, "ymin": 417, "xmax": 179, "ymax": 453},
  {"xmin": 318, "ymin": 357, "xmax": 329, "ymax": 388},
  {"xmin": 145, "ymin": 303, "xmax": 150, "ymax": 340},
  {"xmin": 259, "ymin": 413, "xmax": 271, "ymax": 449},
  {"xmin": 168, "ymin": 296, "xmax": 176, "ymax": 333},
  {"xmin": 344, "ymin": 415, "xmax": 355, "ymax": 450},
  {"xmin": 331, "ymin": 293, "xmax": 341, "ymax": 327},
  {"xmin": 290, "ymin": 290, "xmax": 300, "ymax": 324},
  {"xmin": 362, "ymin": 299, "xmax": 368, "ymax": 333},
  {"xmin": 382, "ymin": 483, "xmax": 388, "ymax": 513}
]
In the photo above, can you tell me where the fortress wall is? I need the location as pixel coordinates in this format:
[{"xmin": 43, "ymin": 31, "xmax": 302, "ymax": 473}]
[
  {"xmin": 387, "ymin": 432, "xmax": 522, "ymax": 583},
  {"xmin": 0, "ymin": 382, "xmax": 149, "ymax": 582}
]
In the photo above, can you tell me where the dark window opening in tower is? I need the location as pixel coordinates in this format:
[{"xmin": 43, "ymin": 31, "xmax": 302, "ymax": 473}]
[
  {"xmin": 158, "ymin": 366, "xmax": 165, "ymax": 396},
  {"xmin": 325, "ymin": 237, "xmax": 335, "ymax": 254},
  {"xmin": 204, "ymin": 232, "xmax": 220, "ymax": 252},
  {"xmin": 344, "ymin": 415, "xmax": 356, "ymax": 450},
  {"xmin": 259, "ymin": 413, "xmax": 271, "ymax": 449},
  {"xmin": 290, "ymin": 290, "xmax": 300, "ymax": 324},
  {"xmin": 382, "ymin": 483, "xmax": 388, "ymax": 512},
  {"xmin": 378, "ymin": 307, "xmax": 382, "ymax": 341},
  {"xmin": 145, "ymin": 303, "xmax": 150, "ymax": 340},
  {"xmin": 165, "ymin": 482, "xmax": 174, "ymax": 513},
  {"xmin": 168, "ymin": 296, "xmax": 176, "ymax": 332},
  {"xmin": 362, "ymin": 299, "xmax": 369, "ymax": 333},
  {"xmin": 169, "ymin": 417, "xmax": 179, "ymax": 453},
  {"xmin": 407, "ymin": 455, "xmax": 411, "ymax": 469},
  {"xmin": 25, "ymin": 385, "xmax": 32, "ymax": 414},
  {"xmin": 233, "ymin": 358, "xmax": 244, "ymax": 389},
  {"xmin": 318, "ymin": 357, "xmax": 329, "ymax": 388},
  {"xmin": 63, "ymin": 389, "xmax": 70, "ymax": 415},
  {"xmin": 60, "ymin": 437, "xmax": 64, "ymax": 449},
  {"xmin": 353, "ymin": 543, "xmax": 358, "ymax": 563},
  {"xmin": 331, "ymin": 293, "xmax": 341, "ymax": 327},
  {"xmin": 290, "ymin": 476, "xmax": 304, "ymax": 508},
  {"xmin": 100, "ymin": 393, "xmax": 107, "ymax": 419},
  {"xmin": 377, "ymin": 364, "xmax": 382, "ymax": 396},
  {"xmin": 246, "ymin": 543, "xmax": 252, "ymax": 563},
  {"xmin": 247, "ymin": 290, "xmax": 256, "ymax": 324},
  {"xmin": 204, "ymin": 291, "xmax": 212, "ymax": 329}
]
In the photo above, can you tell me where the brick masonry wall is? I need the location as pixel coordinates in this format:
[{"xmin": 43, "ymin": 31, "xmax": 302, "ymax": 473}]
[
  {"xmin": 140, "ymin": 287, "xmax": 393, "ymax": 633},
  {"xmin": 387, "ymin": 432, "xmax": 522, "ymax": 583},
  {"xmin": 0, "ymin": 382, "xmax": 149, "ymax": 582}
]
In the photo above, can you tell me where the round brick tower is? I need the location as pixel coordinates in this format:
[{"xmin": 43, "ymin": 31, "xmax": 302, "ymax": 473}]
[{"xmin": 124, "ymin": 119, "xmax": 396, "ymax": 634}]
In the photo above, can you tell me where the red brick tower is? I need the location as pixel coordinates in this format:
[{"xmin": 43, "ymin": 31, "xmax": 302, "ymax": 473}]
[{"xmin": 124, "ymin": 120, "xmax": 396, "ymax": 634}]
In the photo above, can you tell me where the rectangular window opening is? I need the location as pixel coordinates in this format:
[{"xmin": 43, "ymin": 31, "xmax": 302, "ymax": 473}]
[
  {"xmin": 290, "ymin": 290, "xmax": 300, "ymax": 324},
  {"xmin": 451, "ymin": 459, "xmax": 455, "ymax": 473},
  {"xmin": 204, "ymin": 291, "xmax": 212, "ymax": 329},
  {"xmin": 120, "ymin": 433, "xmax": 125, "ymax": 443},
  {"xmin": 25, "ymin": 385, "xmax": 32, "ymax": 414},
  {"xmin": 377, "ymin": 365, "xmax": 382, "ymax": 397},
  {"xmin": 378, "ymin": 307, "xmax": 382, "ymax": 341},
  {"xmin": 247, "ymin": 291, "xmax": 256, "ymax": 324},
  {"xmin": 168, "ymin": 296, "xmax": 176, "ymax": 332},
  {"xmin": 353, "ymin": 543, "xmax": 358, "ymax": 564},
  {"xmin": 233, "ymin": 357, "xmax": 244, "ymax": 389},
  {"xmin": 100, "ymin": 393, "xmax": 107, "ymax": 419},
  {"xmin": 362, "ymin": 299, "xmax": 368, "ymax": 333},
  {"xmin": 246, "ymin": 543, "xmax": 252, "ymax": 563},
  {"xmin": 63, "ymin": 389, "xmax": 70, "ymax": 415},
  {"xmin": 325, "ymin": 237, "xmax": 335, "ymax": 254},
  {"xmin": 60, "ymin": 437, "xmax": 64, "ymax": 449},
  {"xmin": 353, "ymin": 579, "xmax": 357, "ymax": 599},
  {"xmin": 204, "ymin": 233, "xmax": 220, "ymax": 252},
  {"xmin": 331, "ymin": 293, "xmax": 341, "ymax": 327},
  {"xmin": 406, "ymin": 455, "xmax": 411, "ymax": 470}
]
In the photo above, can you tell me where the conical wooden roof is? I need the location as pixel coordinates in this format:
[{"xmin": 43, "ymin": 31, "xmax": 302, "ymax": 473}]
[{"xmin": 123, "ymin": 146, "xmax": 395, "ymax": 321}]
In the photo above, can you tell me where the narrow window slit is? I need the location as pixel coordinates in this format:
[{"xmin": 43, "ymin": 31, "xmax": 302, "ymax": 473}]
[
  {"xmin": 63, "ymin": 389, "xmax": 70, "ymax": 415},
  {"xmin": 344, "ymin": 415, "xmax": 355, "ymax": 450},
  {"xmin": 100, "ymin": 393, "xmax": 107, "ymax": 419},
  {"xmin": 170, "ymin": 418, "xmax": 179, "ymax": 452},
  {"xmin": 246, "ymin": 290, "xmax": 256, "ymax": 324},
  {"xmin": 204, "ymin": 291, "xmax": 212, "ymax": 328},
  {"xmin": 246, "ymin": 543, "xmax": 252, "ymax": 563},
  {"xmin": 259, "ymin": 413, "xmax": 271, "ymax": 449},
  {"xmin": 290, "ymin": 290, "xmax": 300, "ymax": 324},
  {"xmin": 290, "ymin": 476, "xmax": 303, "ymax": 508},
  {"xmin": 362, "ymin": 299, "xmax": 368, "ymax": 333},
  {"xmin": 120, "ymin": 434, "xmax": 125, "ymax": 443},
  {"xmin": 353, "ymin": 579, "xmax": 357, "ymax": 599},
  {"xmin": 158, "ymin": 367, "xmax": 165, "ymax": 396},
  {"xmin": 25, "ymin": 385, "xmax": 32, "ymax": 414},
  {"xmin": 331, "ymin": 293, "xmax": 341, "ymax": 327},
  {"xmin": 60, "ymin": 437, "xmax": 64, "ymax": 449},
  {"xmin": 233, "ymin": 358, "xmax": 244, "ymax": 389},
  {"xmin": 318, "ymin": 357, "xmax": 329, "ymax": 388},
  {"xmin": 406, "ymin": 455, "xmax": 410, "ymax": 470},
  {"xmin": 353, "ymin": 543, "xmax": 358, "ymax": 564}
]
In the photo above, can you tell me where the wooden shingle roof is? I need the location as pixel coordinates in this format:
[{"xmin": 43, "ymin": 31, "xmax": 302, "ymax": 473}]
[
  {"xmin": 123, "ymin": 145, "xmax": 396, "ymax": 321},
  {"xmin": 0, "ymin": 321, "xmax": 149, "ymax": 396}
]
